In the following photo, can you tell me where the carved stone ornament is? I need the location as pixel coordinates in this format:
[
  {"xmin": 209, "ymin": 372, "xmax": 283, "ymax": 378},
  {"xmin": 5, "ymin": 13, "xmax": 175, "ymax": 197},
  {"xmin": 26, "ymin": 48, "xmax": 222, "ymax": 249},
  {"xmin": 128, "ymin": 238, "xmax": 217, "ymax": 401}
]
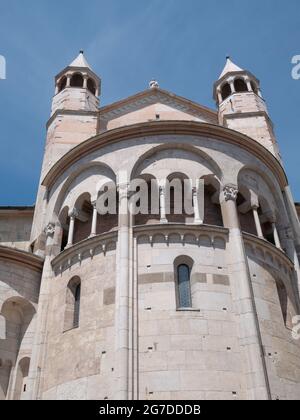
[
  {"xmin": 223, "ymin": 185, "xmax": 238, "ymax": 202},
  {"xmin": 44, "ymin": 222, "xmax": 55, "ymax": 237}
]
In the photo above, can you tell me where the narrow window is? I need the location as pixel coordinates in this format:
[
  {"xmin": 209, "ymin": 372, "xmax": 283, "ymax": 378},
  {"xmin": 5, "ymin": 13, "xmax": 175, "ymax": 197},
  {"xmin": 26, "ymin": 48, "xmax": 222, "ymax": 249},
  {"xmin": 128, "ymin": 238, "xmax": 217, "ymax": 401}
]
[
  {"xmin": 70, "ymin": 73, "xmax": 84, "ymax": 88},
  {"xmin": 87, "ymin": 78, "xmax": 96, "ymax": 95},
  {"xmin": 234, "ymin": 78, "xmax": 248, "ymax": 93},
  {"xmin": 250, "ymin": 81, "xmax": 258, "ymax": 94},
  {"xmin": 177, "ymin": 264, "xmax": 192, "ymax": 308},
  {"xmin": 221, "ymin": 83, "xmax": 232, "ymax": 101},
  {"xmin": 64, "ymin": 277, "xmax": 81, "ymax": 331},
  {"xmin": 74, "ymin": 283, "xmax": 81, "ymax": 328},
  {"xmin": 58, "ymin": 76, "xmax": 67, "ymax": 92}
]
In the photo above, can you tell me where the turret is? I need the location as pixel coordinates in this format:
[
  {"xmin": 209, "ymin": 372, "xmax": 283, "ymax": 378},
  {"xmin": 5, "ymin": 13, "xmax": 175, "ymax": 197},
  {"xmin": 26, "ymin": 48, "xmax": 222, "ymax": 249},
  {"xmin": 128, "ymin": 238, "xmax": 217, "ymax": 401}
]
[{"xmin": 214, "ymin": 57, "xmax": 280, "ymax": 159}]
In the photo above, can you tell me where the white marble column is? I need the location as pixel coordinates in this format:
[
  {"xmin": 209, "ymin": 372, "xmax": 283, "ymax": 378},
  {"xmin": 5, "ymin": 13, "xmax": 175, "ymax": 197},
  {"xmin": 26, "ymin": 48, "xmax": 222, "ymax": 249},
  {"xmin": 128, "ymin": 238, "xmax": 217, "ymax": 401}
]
[
  {"xmin": 272, "ymin": 222, "xmax": 282, "ymax": 250},
  {"xmin": 229, "ymin": 78, "xmax": 236, "ymax": 94},
  {"xmin": 245, "ymin": 78, "xmax": 252, "ymax": 92},
  {"xmin": 252, "ymin": 206, "xmax": 264, "ymax": 239},
  {"xmin": 159, "ymin": 185, "xmax": 168, "ymax": 224},
  {"xmin": 90, "ymin": 201, "xmax": 98, "ymax": 237},
  {"xmin": 216, "ymin": 87, "xmax": 223, "ymax": 103},
  {"xmin": 83, "ymin": 75, "xmax": 88, "ymax": 89},
  {"xmin": 66, "ymin": 208, "xmax": 78, "ymax": 248},
  {"xmin": 66, "ymin": 74, "xmax": 71, "ymax": 87},
  {"xmin": 193, "ymin": 186, "xmax": 203, "ymax": 225},
  {"xmin": 220, "ymin": 185, "xmax": 271, "ymax": 400},
  {"xmin": 115, "ymin": 180, "xmax": 130, "ymax": 400}
]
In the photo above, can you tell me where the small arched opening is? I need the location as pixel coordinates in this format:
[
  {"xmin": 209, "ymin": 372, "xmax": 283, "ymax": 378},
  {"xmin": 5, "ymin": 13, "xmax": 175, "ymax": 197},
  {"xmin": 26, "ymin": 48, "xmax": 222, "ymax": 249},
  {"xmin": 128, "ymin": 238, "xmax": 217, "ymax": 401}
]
[
  {"xmin": 13, "ymin": 357, "xmax": 30, "ymax": 400},
  {"xmin": 87, "ymin": 78, "xmax": 96, "ymax": 95},
  {"xmin": 70, "ymin": 73, "xmax": 84, "ymax": 88},
  {"xmin": 58, "ymin": 76, "xmax": 67, "ymax": 92},
  {"xmin": 250, "ymin": 81, "xmax": 259, "ymax": 95},
  {"xmin": 64, "ymin": 276, "xmax": 81, "ymax": 331},
  {"xmin": 221, "ymin": 83, "xmax": 232, "ymax": 101},
  {"xmin": 174, "ymin": 256, "xmax": 194, "ymax": 309},
  {"xmin": 234, "ymin": 78, "xmax": 248, "ymax": 93},
  {"xmin": 134, "ymin": 175, "xmax": 160, "ymax": 226}
]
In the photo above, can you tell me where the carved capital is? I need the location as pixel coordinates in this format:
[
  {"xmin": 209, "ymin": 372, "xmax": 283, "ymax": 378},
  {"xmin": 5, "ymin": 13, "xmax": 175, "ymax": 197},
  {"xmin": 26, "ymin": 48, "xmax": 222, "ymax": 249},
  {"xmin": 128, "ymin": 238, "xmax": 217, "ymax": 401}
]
[
  {"xmin": 283, "ymin": 226, "xmax": 294, "ymax": 240},
  {"xmin": 44, "ymin": 222, "xmax": 55, "ymax": 237},
  {"xmin": 223, "ymin": 185, "xmax": 238, "ymax": 202},
  {"xmin": 69, "ymin": 208, "xmax": 79, "ymax": 219}
]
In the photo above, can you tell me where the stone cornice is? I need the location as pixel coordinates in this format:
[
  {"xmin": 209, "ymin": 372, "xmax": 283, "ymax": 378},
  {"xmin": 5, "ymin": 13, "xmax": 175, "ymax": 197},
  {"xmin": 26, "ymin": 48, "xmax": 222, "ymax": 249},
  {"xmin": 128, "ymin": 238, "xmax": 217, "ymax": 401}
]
[
  {"xmin": 47, "ymin": 109, "xmax": 99, "ymax": 129},
  {"xmin": 134, "ymin": 223, "xmax": 229, "ymax": 240},
  {"xmin": 223, "ymin": 110, "xmax": 274, "ymax": 129},
  {"xmin": 51, "ymin": 230, "xmax": 118, "ymax": 272},
  {"xmin": 243, "ymin": 232, "xmax": 294, "ymax": 270},
  {"xmin": 0, "ymin": 206, "xmax": 35, "ymax": 216},
  {"xmin": 99, "ymin": 87, "xmax": 218, "ymax": 121},
  {"xmin": 0, "ymin": 246, "xmax": 44, "ymax": 272},
  {"xmin": 41, "ymin": 120, "xmax": 288, "ymax": 191}
]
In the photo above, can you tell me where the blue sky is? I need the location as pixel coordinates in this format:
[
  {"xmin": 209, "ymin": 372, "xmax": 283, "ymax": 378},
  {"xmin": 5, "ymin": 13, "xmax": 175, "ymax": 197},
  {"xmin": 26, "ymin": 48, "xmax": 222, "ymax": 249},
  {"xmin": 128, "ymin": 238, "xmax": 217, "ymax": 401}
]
[{"xmin": 0, "ymin": 0, "xmax": 299, "ymax": 205}]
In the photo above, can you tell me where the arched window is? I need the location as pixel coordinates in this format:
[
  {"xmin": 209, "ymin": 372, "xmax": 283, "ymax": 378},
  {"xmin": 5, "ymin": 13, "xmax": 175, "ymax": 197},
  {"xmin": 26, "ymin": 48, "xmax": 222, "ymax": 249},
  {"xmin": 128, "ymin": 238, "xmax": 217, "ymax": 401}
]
[
  {"xmin": 58, "ymin": 76, "xmax": 67, "ymax": 92},
  {"xmin": 64, "ymin": 277, "xmax": 81, "ymax": 331},
  {"xmin": 234, "ymin": 78, "xmax": 248, "ymax": 93},
  {"xmin": 221, "ymin": 83, "xmax": 232, "ymax": 101},
  {"xmin": 87, "ymin": 78, "xmax": 96, "ymax": 95},
  {"xmin": 177, "ymin": 264, "xmax": 192, "ymax": 308},
  {"xmin": 251, "ymin": 81, "xmax": 259, "ymax": 94},
  {"xmin": 13, "ymin": 357, "xmax": 30, "ymax": 400},
  {"xmin": 70, "ymin": 73, "xmax": 84, "ymax": 88},
  {"xmin": 74, "ymin": 283, "xmax": 81, "ymax": 328}
]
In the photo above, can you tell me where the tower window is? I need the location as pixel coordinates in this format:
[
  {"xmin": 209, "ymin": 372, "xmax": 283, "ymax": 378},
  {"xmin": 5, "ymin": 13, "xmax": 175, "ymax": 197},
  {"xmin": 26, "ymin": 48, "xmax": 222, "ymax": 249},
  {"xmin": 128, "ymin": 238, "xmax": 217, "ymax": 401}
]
[
  {"xmin": 221, "ymin": 83, "xmax": 232, "ymax": 101},
  {"xmin": 87, "ymin": 78, "xmax": 96, "ymax": 95},
  {"xmin": 70, "ymin": 73, "xmax": 84, "ymax": 88},
  {"xmin": 250, "ymin": 81, "xmax": 258, "ymax": 94},
  {"xmin": 177, "ymin": 264, "xmax": 192, "ymax": 308},
  {"xmin": 234, "ymin": 78, "xmax": 248, "ymax": 93},
  {"xmin": 58, "ymin": 76, "xmax": 67, "ymax": 92}
]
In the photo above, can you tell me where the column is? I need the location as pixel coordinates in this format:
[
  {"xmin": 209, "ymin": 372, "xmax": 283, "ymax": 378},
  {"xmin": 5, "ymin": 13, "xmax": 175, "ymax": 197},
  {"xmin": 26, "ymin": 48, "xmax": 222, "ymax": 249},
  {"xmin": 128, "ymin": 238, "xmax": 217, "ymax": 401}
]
[
  {"xmin": 66, "ymin": 74, "xmax": 71, "ymax": 87},
  {"xmin": 216, "ymin": 87, "xmax": 223, "ymax": 104},
  {"xmin": 66, "ymin": 208, "xmax": 78, "ymax": 248},
  {"xmin": 252, "ymin": 205, "xmax": 264, "ymax": 239},
  {"xmin": 272, "ymin": 223, "xmax": 281, "ymax": 249},
  {"xmin": 26, "ymin": 222, "xmax": 56, "ymax": 400},
  {"xmin": 159, "ymin": 185, "xmax": 168, "ymax": 224},
  {"xmin": 228, "ymin": 78, "xmax": 236, "ymax": 94},
  {"xmin": 245, "ymin": 78, "xmax": 252, "ymax": 92},
  {"xmin": 193, "ymin": 186, "xmax": 203, "ymax": 225},
  {"xmin": 83, "ymin": 75, "xmax": 88, "ymax": 89},
  {"xmin": 115, "ymin": 180, "xmax": 130, "ymax": 400},
  {"xmin": 90, "ymin": 201, "xmax": 98, "ymax": 237},
  {"xmin": 220, "ymin": 185, "xmax": 271, "ymax": 400}
]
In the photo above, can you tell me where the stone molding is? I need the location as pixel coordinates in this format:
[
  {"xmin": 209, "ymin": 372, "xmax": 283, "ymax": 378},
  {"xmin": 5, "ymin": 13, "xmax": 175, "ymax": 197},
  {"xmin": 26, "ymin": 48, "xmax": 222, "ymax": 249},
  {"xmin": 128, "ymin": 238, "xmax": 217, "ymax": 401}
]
[
  {"xmin": 41, "ymin": 121, "xmax": 288, "ymax": 190},
  {"xmin": 51, "ymin": 229, "xmax": 118, "ymax": 274},
  {"xmin": 0, "ymin": 245, "xmax": 44, "ymax": 272},
  {"xmin": 243, "ymin": 232, "xmax": 294, "ymax": 272}
]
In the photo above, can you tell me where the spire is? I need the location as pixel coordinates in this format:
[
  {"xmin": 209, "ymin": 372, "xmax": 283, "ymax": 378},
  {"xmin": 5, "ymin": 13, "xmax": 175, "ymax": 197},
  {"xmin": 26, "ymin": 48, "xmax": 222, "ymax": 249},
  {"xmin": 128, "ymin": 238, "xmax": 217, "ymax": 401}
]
[
  {"xmin": 219, "ymin": 56, "xmax": 243, "ymax": 79},
  {"xmin": 69, "ymin": 50, "xmax": 92, "ymax": 69}
]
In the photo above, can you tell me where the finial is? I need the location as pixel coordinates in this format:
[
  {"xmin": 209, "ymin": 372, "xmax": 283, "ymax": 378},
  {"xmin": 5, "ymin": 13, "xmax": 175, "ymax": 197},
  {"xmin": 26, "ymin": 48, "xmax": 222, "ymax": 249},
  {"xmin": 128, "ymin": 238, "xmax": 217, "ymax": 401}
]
[
  {"xmin": 226, "ymin": 55, "xmax": 231, "ymax": 60},
  {"xmin": 80, "ymin": 50, "xmax": 84, "ymax": 54},
  {"xmin": 149, "ymin": 79, "xmax": 159, "ymax": 89}
]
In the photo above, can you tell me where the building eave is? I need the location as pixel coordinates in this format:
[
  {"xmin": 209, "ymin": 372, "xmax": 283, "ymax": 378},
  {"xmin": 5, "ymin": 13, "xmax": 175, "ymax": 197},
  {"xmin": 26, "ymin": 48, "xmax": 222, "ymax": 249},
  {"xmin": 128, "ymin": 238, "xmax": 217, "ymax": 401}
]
[
  {"xmin": 99, "ymin": 87, "xmax": 218, "ymax": 121},
  {"xmin": 0, "ymin": 246, "xmax": 44, "ymax": 272},
  {"xmin": 41, "ymin": 120, "xmax": 289, "ymax": 192},
  {"xmin": 0, "ymin": 206, "xmax": 35, "ymax": 216}
]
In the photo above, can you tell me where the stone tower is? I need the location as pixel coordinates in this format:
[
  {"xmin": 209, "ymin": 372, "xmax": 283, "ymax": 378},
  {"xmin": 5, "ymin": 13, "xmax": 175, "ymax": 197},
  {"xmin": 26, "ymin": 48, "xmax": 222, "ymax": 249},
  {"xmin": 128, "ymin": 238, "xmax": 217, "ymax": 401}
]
[
  {"xmin": 30, "ymin": 52, "xmax": 101, "ymax": 248},
  {"xmin": 213, "ymin": 57, "xmax": 280, "ymax": 159}
]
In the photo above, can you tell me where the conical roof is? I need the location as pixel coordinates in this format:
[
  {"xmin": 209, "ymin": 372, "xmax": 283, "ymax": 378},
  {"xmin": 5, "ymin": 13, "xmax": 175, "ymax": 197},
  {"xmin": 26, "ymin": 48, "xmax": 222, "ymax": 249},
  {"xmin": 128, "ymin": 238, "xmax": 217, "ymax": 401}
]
[
  {"xmin": 219, "ymin": 57, "xmax": 243, "ymax": 79},
  {"xmin": 69, "ymin": 50, "xmax": 92, "ymax": 69}
]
